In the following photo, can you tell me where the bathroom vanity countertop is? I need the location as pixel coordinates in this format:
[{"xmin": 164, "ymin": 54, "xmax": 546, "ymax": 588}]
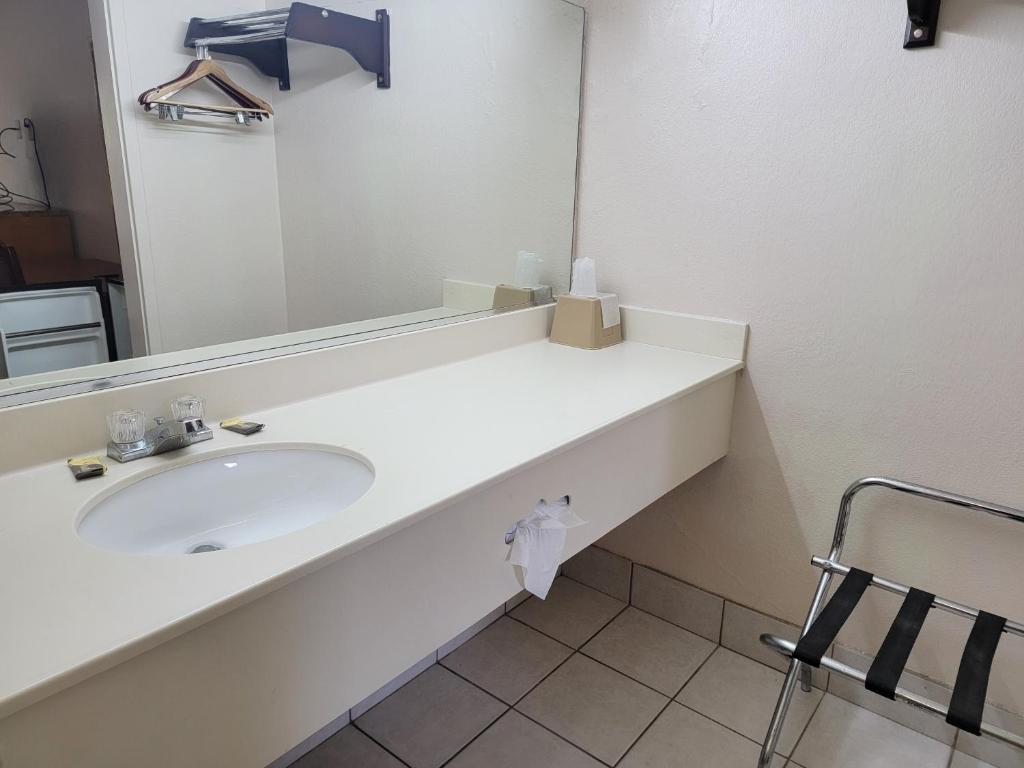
[{"xmin": 0, "ymin": 317, "xmax": 745, "ymax": 719}]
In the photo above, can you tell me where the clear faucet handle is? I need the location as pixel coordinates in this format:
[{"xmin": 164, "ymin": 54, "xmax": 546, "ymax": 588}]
[
  {"xmin": 107, "ymin": 409, "xmax": 146, "ymax": 445},
  {"xmin": 171, "ymin": 395, "xmax": 205, "ymax": 422}
]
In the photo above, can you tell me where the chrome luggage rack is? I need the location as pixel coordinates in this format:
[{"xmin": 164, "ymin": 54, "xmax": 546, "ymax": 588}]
[{"xmin": 757, "ymin": 477, "xmax": 1024, "ymax": 767}]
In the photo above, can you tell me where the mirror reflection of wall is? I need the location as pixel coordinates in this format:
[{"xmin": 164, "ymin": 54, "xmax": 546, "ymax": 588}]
[
  {"xmin": 0, "ymin": 0, "xmax": 584, "ymax": 402},
  {"xmin": 275, "ymin": 0, "xmax": 583, "ymax": 332}
]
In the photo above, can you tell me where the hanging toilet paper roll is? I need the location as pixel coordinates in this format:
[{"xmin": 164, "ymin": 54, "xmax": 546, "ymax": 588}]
[{"xmin": 507, "ymin": 496, "xmax": 586, "ymax": 599}]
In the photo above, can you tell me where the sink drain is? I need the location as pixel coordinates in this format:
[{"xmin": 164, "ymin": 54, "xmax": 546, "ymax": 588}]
[{"xmin": 188, "ymin": 543, "xmax": 225, "ymax": 554}]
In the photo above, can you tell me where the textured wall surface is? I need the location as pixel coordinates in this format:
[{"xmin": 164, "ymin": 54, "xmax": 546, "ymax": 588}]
[{"xmin": 577, "ymin": 0, "xmax": 1024, "ymax": 711}]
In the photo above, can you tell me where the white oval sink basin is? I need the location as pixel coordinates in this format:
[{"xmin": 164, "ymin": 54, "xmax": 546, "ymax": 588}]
[{"xmin": 77, "ymin": 448, "xmax": 374, "ymax": 555}]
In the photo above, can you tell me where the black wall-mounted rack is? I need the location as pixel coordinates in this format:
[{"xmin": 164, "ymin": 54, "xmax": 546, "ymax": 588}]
[
  {"xmin": 184, "ymin": 3, "xmax": 390, "ymax": 91},
  {"xmin": 905, "ymin": 0, "xmax": 940, "ymax": 49}
]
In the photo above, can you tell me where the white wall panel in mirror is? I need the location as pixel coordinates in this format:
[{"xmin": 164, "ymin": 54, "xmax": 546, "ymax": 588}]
[
  {"xmin": 0, "ymin": 0, "xmax": 584, "ymax": 405},
  {"xmin": 277, "ymin": 0, "xmax": 583, "ymax": 332}
]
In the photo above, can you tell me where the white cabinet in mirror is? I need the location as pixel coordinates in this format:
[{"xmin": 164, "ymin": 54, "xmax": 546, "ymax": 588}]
[{"xmin": 0, "ymin": 0, "xmax": 584, "ymax": 406}]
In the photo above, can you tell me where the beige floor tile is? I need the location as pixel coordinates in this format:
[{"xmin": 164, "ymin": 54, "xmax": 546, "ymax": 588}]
[
  {"xmin": 438, "ymin": 606, "xmax": 505, "ymax": 659},
  {"xmin": 582, "ymin": 607, "xmax": 716, "ymax": 696},
  {"xmin": 951, "ymin": 752, "xmax": 1000, "ymax": 768},
  {"xmin": 827, "ymin": 645, "xmax": 956, "ymax": 745},
  {"xmin": 631, "ymin": 565, "xmax": 723, "ymax": 642},
  {"xmin": 447, "ymin": 710, "xmax": 604, "ymax": 768},
  {"xmin": 290, "ymin": 725, "xmax": 404, "ymax": 768},
  {"xmin": 506, "ymin": 589, "xmax": 530, "ymax": 612},
  {"xmin": 676, "ymin": 647, "xmax": 822, "ymax": 756},
  {"xmin": 955, "ymin": 705, "xmax": 1024, "ymax": 768},
  {"xmin": 441, "ymin": 616, "xmax": 572, "ymax": 704},
  {"xmin": 792, "ymin": 694, "xmax": 952, "ymax": 768},
  {"xmin": 618, "ymin": 702, "xmax": 771, "ymax": 768},
  {"xmin": 355, "ymin": 665, "xmax": 506, "ymax": 768},
  {"xmin": 510, "ymin": 577, "xmax": 625, "ymax": 648},
  {"xmin": 517, "ymin": 654, "xmax": 667, "ymax": 765},
  {"xmin": 721, "ymin": 601, "xmax": 828, "ymax": 689},
  {"xmin": 563, "ymin": 546, "xmax": 632, "ymax": 602},
  {"xmin": 351, "ymin": 651, "xmax": 437, "ymax": 719}
]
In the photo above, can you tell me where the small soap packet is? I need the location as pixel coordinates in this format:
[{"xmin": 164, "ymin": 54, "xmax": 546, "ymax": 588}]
[
  {"xmin": 220, "ymin": 417, "xmax": 265, "ymax": 436},
  {"xmin": 67, "ymin": 457, "xmax": 107, "ymax": 481}
]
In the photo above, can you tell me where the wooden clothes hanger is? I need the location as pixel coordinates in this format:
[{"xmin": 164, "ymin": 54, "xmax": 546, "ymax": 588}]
[{"xmin": 138, "ymin": 57, "xmax": 274, "ymax": 119}]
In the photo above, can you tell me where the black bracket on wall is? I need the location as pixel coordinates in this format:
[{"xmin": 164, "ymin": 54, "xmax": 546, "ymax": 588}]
[
  {"xmin": 184, "ymin": 3, "xmax": 390, "ymax": 91},
  {"xmin": 904, "ymin": 0, "xmax": 941, "ymax": 49}
]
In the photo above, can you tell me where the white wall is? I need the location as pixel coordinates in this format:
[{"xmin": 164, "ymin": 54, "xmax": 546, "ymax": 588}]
[
  {"xmin": 578, "ymin": 0, "xmax": 1024, "ymax": 712},
  {"xmin": 98, "ymin": 0, "xmax": 289, "ymax": 353},
  {"xmin": 0, "ymin": 0, "xmax": 120, "ymax": 264},
  {"xmin": 273, "ymin": 0, "xmax": 583, "ymax": 331}
]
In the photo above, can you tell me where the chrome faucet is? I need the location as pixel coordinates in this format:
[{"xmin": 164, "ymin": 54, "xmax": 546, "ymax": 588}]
[{"xmin": 106, "ymin": 396, "xmax": 213, "ymax": 463}]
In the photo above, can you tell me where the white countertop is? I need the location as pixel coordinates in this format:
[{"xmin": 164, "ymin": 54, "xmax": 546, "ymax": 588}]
[{"xmin": 0, "ymin": 335, "xmax": 742, "ymax": 719}]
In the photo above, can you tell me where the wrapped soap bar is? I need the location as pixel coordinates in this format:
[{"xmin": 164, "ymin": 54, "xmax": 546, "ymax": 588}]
[
  {"xmin": 220, "ymin": 418, "xmax": 265, "ymax": 436},
  {"xmin": 68, "ymin": 457, "xmax": 107, "ymax": 480}
]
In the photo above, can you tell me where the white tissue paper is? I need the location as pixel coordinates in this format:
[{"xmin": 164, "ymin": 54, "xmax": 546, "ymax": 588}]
[
  {"xmin": 570, "ymin": 257, "xmax": 598, "ymax": 298},
  {"xmin": 508, "ymin": 497, "xmax": 586, "ymax": 599},
  {"xmin": 514, "ymin": 251, "xmax": 544, "ymax": 288},
  {"xmin": 597, "ymin": 293, "xmax": 620, "ymax": 329}
]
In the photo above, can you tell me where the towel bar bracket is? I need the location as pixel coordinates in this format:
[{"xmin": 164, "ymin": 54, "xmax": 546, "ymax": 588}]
[
  {"xmin": 905, "ymin": 0, "xmax": 941, "ymax": 49},
  {"xmin": 184, "ymin": 3, "xmax": 391, "ymax": 91}
]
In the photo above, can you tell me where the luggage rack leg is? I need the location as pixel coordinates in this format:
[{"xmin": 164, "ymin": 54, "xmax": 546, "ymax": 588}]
[
  {"xmin": 758, "ymin": 657, "xmax": 806, "ymax": 767},
  {"xmin": 758, "ymin": 563, "xmax": 837, "ymax": 767}
]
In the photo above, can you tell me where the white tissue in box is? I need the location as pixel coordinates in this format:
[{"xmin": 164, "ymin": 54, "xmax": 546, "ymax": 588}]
[{"xmin": 508, "ymin": 497, "xmax": 585, "ymax": 599}]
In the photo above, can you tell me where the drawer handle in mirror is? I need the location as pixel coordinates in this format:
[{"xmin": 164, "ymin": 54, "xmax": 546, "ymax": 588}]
[{"xmin": 5, "ymin": 322, "xmax": 102, "ymax": 340}]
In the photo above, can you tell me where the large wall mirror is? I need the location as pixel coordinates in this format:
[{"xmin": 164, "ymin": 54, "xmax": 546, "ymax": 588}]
[{"xmin": 0, "ymin": 0, "xmax": 584, "ymax": 406}]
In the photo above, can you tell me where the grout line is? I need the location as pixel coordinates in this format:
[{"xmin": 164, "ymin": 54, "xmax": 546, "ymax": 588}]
[
  {"xmin": 943, "ymin": 743, "xmax": 955, "ymax": 768},
  {"xmin": 444, "ymin": 637, "xmax": 573, "ymax": 709},
  {"xmin": 614, "ymin": 645, "xmax": 726, "ymax": 766},
  {"xmin": 350, "ymin": 721, "xmax": 415, "ymax": 768},
  {"xmin": 669, "ymin": 641, "xmax": 720, "ymax": 699},
  {"xmin": 719, "ymin": 596, "xmax": 726, "ymax": 644},
  {"xmin": 350, "ymin": 660, "xmax": 440, "ymax": 723},
  {"xmin": 353, "ymin": 664, "xmax": 508, "ymax": 768},
  {"xmin": 780, "ymin": 690, "xmax": 825, "ymax": 765},
  {"xmin": 442, "ymin": 652, "xmax": 614, "ymax": 766},
  {"xmin": 581, "ymin": 600, "xmax": 629, "ymax": 647},
  {"xmin": 576, "ymin": 649, "xmax": 677, "ymax": 700},
  {"xmin": 435, "ymin": 703, "xmax": 510, "ymax": 767},
  {"xmin": 506, "ymin": 612, "xmax": 581, "ymax": 651},
  {"xmin": 506, "ymin": 586, "xmax": 628, "ymax": 652},
  {"xmin": 559, "ymin": 571, "xmax": 633, "ymax": 607},
  {"xmin": 612, "ymin": 689, "xmax": 676, "ymax": 766},
  {"xmin": 674, "ymin": 700, "xmax": 796, "ymax": 761},
  {"xmin": 513, "ymin": 698, "xmax": 618, "ymax": 767}
]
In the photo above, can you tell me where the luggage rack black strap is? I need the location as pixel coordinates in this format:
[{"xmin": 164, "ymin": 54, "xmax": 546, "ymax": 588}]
[
  {"xmin": 793, "ymin": 568, "xmax": 874, "ymax": 667},
  {"xmin": 947, "ymin": 611, "xmax": 1007, "ymax": 734},
  {"xmin": 866, "ymin": 587, "xmax": 934, "ymax": 699}
]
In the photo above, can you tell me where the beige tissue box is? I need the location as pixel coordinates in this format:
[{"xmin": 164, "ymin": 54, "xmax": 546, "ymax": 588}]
[{"xmin": 549, "ymin": 294, "xmax": 623, "ymax": 350}]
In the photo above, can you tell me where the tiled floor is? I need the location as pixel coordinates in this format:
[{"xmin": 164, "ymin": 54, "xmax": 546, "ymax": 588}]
[{"xmin": 291, "ymin": 576, "xmax": 997, "ymax": 768}]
